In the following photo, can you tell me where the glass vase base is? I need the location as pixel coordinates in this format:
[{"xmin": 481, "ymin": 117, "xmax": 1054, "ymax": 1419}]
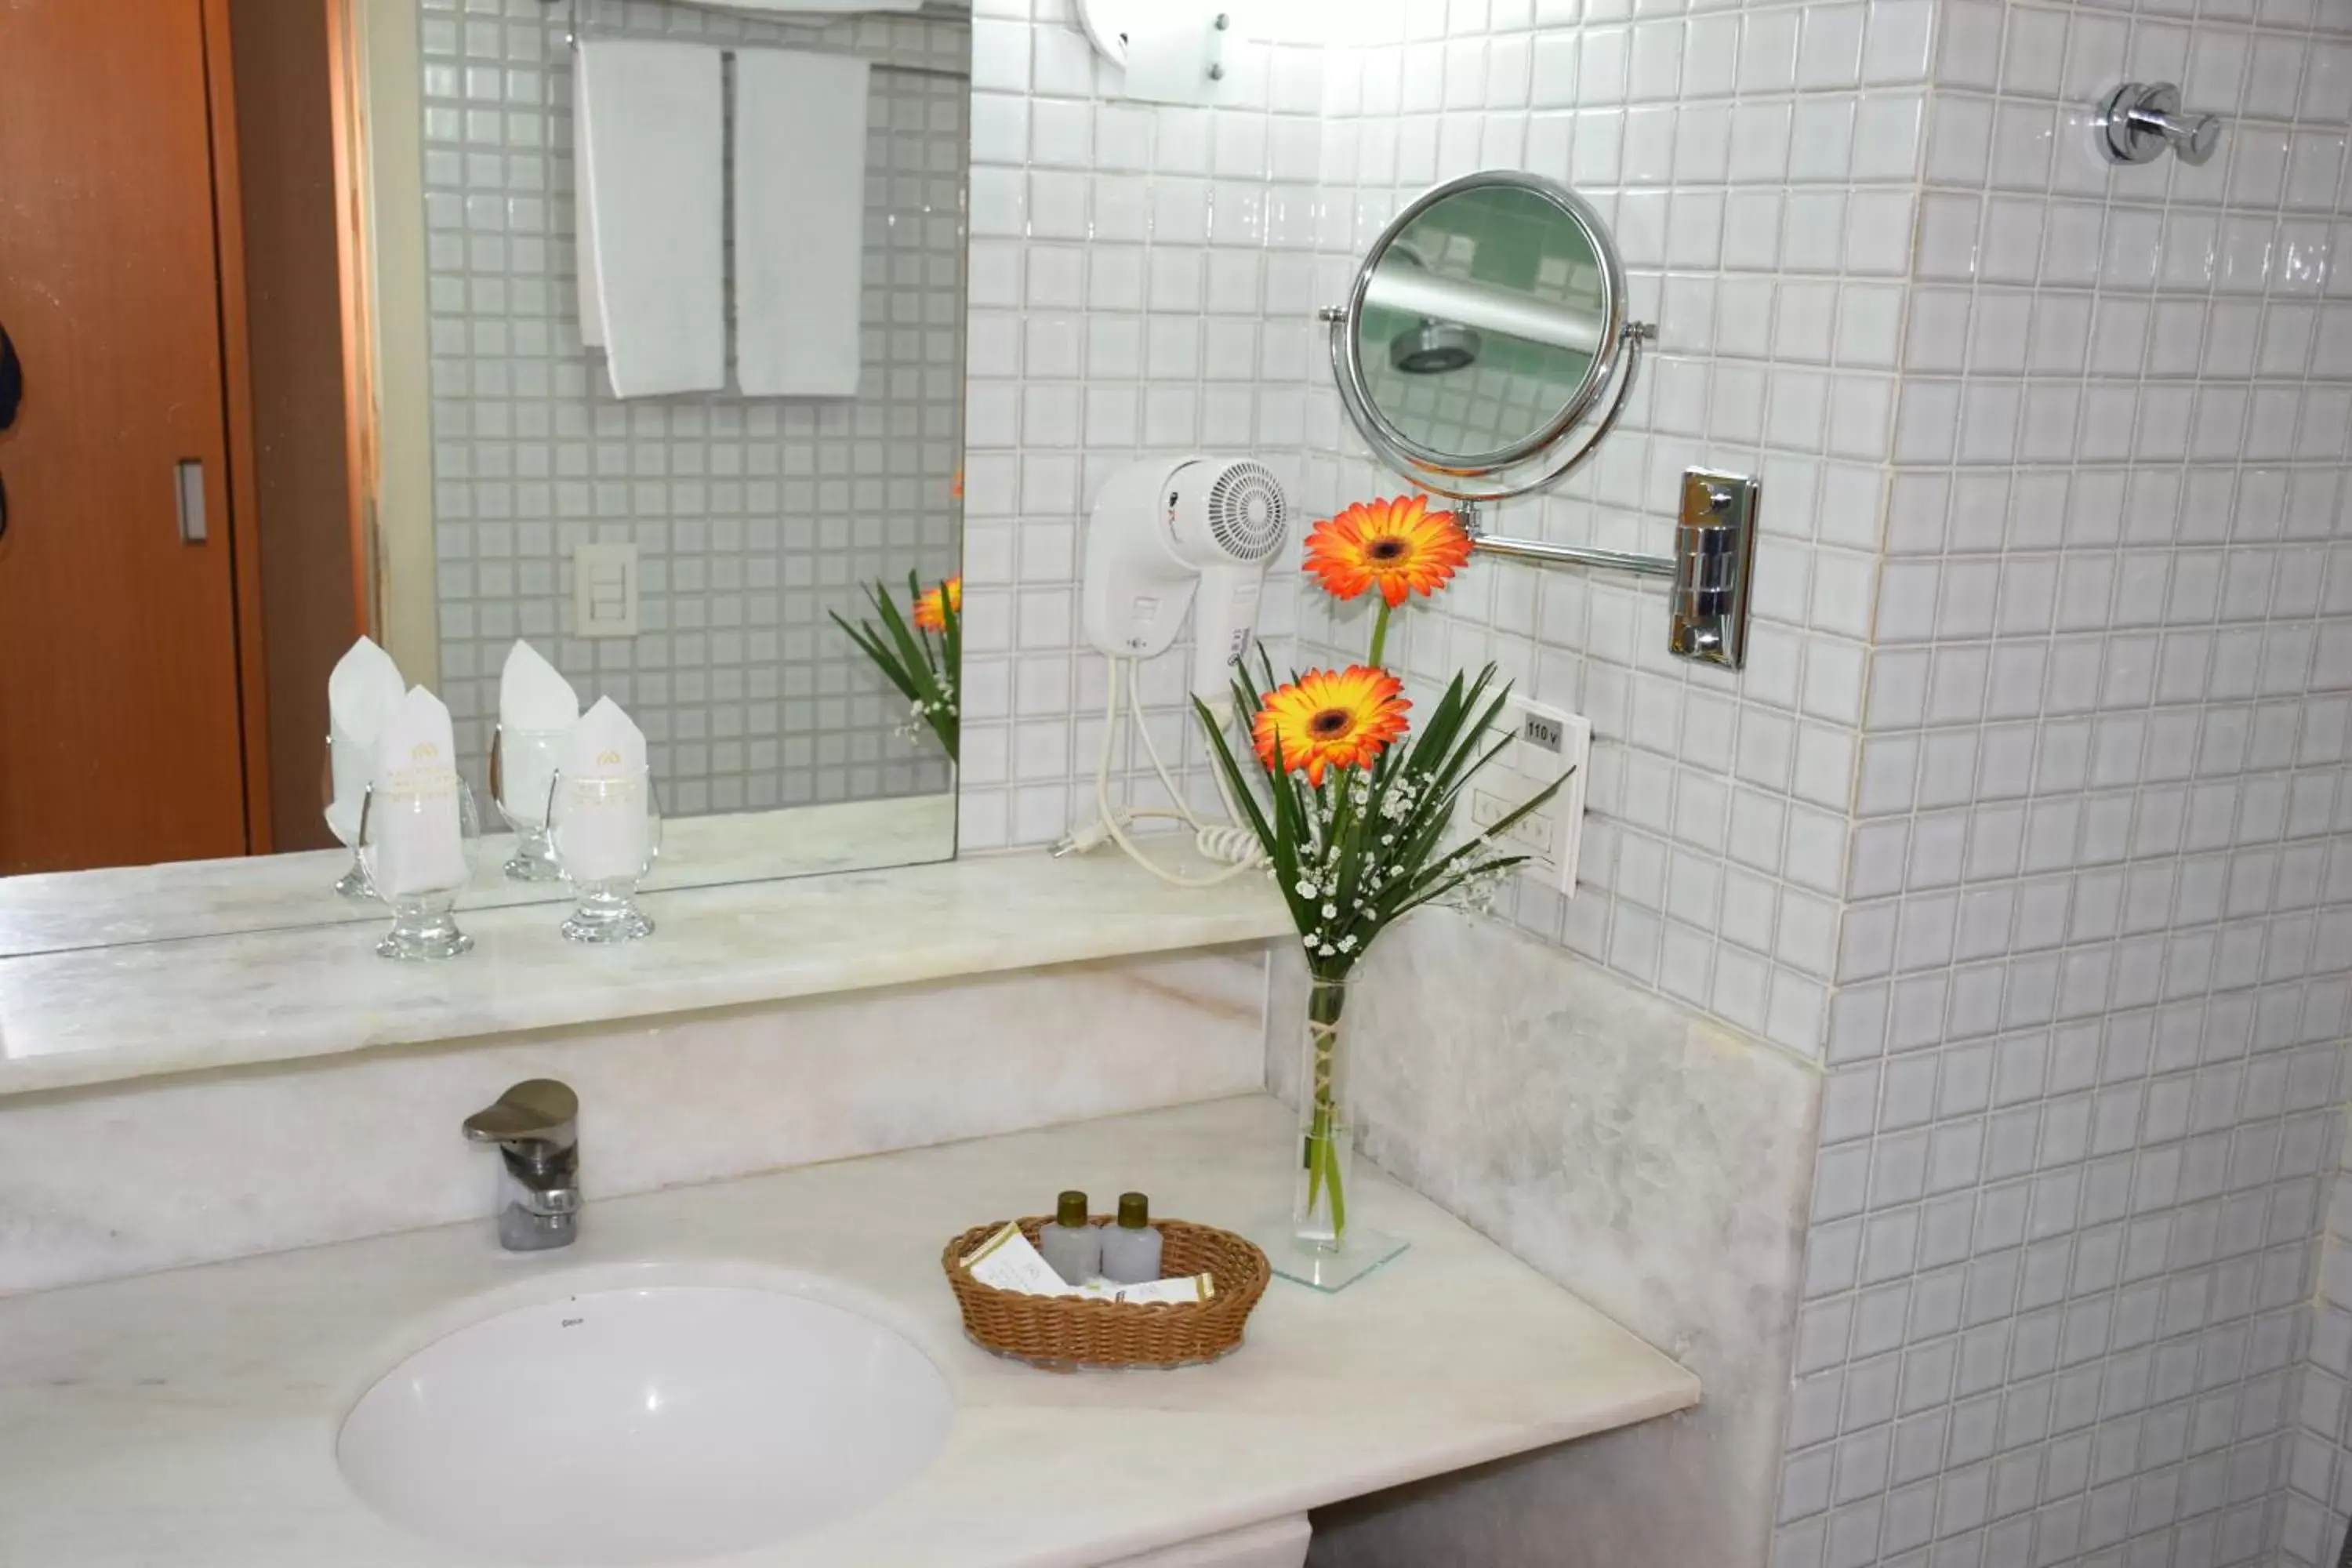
[{"xmin": 1244, "ymin": 1216, "xmax": 1409, "ymax": 1294}]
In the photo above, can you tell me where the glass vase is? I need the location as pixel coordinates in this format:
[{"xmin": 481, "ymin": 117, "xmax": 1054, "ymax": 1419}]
[
  {"xmin": 1252, "ymin": 971, "xmax": 1409, "ymax": 1293},
  {"xmin": 1293, "ymin": 974, "xmax": 1354, "ymax": 1247}
]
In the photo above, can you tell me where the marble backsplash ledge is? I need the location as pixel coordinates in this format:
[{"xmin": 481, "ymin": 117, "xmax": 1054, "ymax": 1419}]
[
  {"xmin": 0, "ymin": 949, "xmax": 1267, "ymax": 1297},
  {"xmin": 1273, "ymin": 910, "xmax": 1820, "ymax": 1568}
]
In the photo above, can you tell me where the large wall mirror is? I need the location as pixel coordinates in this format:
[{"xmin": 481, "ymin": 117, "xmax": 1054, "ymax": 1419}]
[{"xmin": 0, "ymin": 0, "xmax": 967, "ymax": 956}]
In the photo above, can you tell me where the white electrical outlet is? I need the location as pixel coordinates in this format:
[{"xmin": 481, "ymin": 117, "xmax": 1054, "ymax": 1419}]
[{"xmin": 1462, "ymin": 695, "xmax": 1591, "ymax": 898}]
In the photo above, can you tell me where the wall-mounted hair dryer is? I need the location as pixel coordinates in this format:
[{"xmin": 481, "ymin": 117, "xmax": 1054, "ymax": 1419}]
[{"xmin": 1081, "ymin": 456, "xmax": 1289, "ymax": 718}]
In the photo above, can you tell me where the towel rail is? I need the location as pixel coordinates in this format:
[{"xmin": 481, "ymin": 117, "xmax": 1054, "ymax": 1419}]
[{"xmin": 536, "ymin": 0, "xmax": 974, "ymax": 78}]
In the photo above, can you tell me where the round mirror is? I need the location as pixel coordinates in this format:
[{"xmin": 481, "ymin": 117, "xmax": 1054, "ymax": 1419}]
[{"xmin": 1330, "ymin": 172, "xmax": 1644, "ymax": 503}]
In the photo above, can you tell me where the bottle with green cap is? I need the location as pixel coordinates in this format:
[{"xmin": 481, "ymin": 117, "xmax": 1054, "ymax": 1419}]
[
  {"xmin": 1037, "ymin": 1189, "xmax": 1102, "ymax": 1287},
  {"xmin": 1100, "ymin": 1191, "xmax": 1164, "ymax": 1285}
]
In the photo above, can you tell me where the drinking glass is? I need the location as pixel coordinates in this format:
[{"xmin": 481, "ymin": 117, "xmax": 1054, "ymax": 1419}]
[
  {"xmin": 547, "ymin": 766, "xmax": 662, "ymax": 943},
  {"xmin": 323, "ymin": 735, "xmax": 372, "ymax": 900},
  {"xmin": 358, "ymin": 776, "xmax": 483, "ymax": 960},
  {"xmin": 491, "ymin": 724, "xmax": 568, "ymax": 882}
]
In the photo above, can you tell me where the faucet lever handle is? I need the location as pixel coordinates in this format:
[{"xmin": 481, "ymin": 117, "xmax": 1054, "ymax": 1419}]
[{"xmin": 463, "ymin": 1078, "xmax": 579, "ymax": 1150}]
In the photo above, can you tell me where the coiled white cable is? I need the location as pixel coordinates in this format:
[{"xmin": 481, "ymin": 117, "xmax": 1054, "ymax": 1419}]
[
  {"xmin": 1058, "ymin": 659, "xmax": 1267, "ymax": 886},
  {"xmin": 1121, "ymin": 661, "xmax": 1268, "ymax": 870},
  {"xmin": 1192, "ymin": 820, "xmax": 1266, "ymax": 867}
]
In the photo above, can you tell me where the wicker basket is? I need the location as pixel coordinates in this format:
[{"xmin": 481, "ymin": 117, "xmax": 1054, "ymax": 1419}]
[{"xmin": 942, "ymin": 1216, "xmax": 1271, "ymax": 1370}]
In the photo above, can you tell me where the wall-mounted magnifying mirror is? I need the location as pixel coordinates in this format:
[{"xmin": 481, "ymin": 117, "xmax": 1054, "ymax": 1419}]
[
  {"xmin": 1327, "ymin": 171, "xmax": 1759, "ymax": 673},
  {"xmin": 1328, "ymin": 171, "xmax": 1650, "ymax": 505}
]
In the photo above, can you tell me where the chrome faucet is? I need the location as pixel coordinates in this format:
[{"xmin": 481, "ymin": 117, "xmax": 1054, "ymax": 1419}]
[{"xmin": 463, "ymin": 1079, "xmax": 583, "ymax": 1251}]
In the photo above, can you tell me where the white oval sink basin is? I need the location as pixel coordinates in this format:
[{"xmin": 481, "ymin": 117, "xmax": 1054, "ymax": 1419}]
[{"xmin": 338, "ymin": 1283, "xmax": 954, "ymax": 1566}]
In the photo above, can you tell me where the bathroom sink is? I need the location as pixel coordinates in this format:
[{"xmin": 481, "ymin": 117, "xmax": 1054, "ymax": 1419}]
[{"xmin": 337, "ymin": 1283, "xmax": 955, "ymax": 1565}]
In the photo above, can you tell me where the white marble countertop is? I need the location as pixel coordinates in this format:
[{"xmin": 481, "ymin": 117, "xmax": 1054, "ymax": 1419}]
[
  {"xmin": 0, "ymin": 1095, "xmax": 1699, "ymax": 1568},
  {"xmin": 0, "ymin": 844, "xmax": 1289, "ymax": 1099},
  {"xmin": 0, "ymin": 794, "xmax": 957, "ymax": 957}
]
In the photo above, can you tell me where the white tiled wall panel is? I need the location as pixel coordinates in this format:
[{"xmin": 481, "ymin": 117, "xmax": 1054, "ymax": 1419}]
[
  {"xmin": 1299, "ymin": 0, "xmax": 1925, "ymax": 1061},
  {"xmin": 419, "ymin": 0, "xmax": 964, "ymax": 816},
  {"xmin": 951, "ymin": 0, "xmax": 1328, "ymax": 853},
  {"xmin": 1770, "ymin": 5, "xmax": 2352, "ymax": 1568}
]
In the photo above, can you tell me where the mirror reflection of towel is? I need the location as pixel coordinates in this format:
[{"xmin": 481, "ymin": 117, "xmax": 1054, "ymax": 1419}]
[
  {"xmin": 574, "ymin": 42, "xmax": 725, "ymax": 397},
  {"xmin": 734, "ymin": 49, "xmax": 869, "ymax": 397}
]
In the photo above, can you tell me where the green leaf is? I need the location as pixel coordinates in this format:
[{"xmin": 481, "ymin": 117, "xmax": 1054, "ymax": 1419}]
[
  {"xmin": 832, "ymin": 576, "xmax": 960, "ymax": 762},
  {"xmin": 871, "ymin": 579, "xmax": 935, "ymax": 687},
  {"xmin": 829, "ymin": 609, "xmax": 924, "ymax": 703}
]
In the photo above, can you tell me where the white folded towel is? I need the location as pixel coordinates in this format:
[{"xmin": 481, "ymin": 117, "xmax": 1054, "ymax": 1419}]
[
  {"xmin": 734, "ymin": 49, "xmax": 869, "ymax": 398},
  {"xmin": 554, "ymin": 697, "xmax": 653, "ymax": 883},
  {"xmin": 326, "ymin": 637, "xmax": 406, "ymax": 846},
  {"xmin": 368, "ymin": 688, "xmax": 471, "ymax": 898},
  {"xmin": 497, "ymin": 641, "xmax": 581, "ymax": 827},
  {"xmin": 574, "ymin": 40, "xmax": 726, "ymax": 396}
]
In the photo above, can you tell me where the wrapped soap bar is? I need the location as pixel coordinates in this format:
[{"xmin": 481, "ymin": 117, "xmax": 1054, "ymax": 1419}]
[
  {"xmin": 1071, "ymin": 1274, "xmax": 1217, "ymax": 1305},
  {"xmin": 960, "ymin": 1222, "xmax": 1073, "ymax": 1296}
]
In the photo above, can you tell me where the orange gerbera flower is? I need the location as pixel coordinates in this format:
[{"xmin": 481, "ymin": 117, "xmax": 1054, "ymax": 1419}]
[
  {"xmin": 1304, "ymin": 495, "xmax": 1472, "ymax": 607},
  {"xmin": 913, "ymin": 575, "xmax": 962, "ymax": 631},
  {"xmin": 1252, "ymin": 666, "xmax": 1410, "ymax": 785}
]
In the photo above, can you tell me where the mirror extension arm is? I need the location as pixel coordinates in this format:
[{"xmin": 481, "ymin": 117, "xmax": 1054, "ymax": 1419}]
[{"xmin": 1454, "ymin": 468, "xmax": 1762, "ymax": 673}]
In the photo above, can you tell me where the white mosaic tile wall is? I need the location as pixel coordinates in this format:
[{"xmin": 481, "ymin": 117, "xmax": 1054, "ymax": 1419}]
[
  {"xmin": 418, "ymin": 0, "xmax": 964, "ymax": 817},
  {"xmin": 1298, "ymin": 0, "xmax": 1928, "ymax": 1062},
  {"xmin": 1229, "ymin": 2, "xmax": 2352, "ymax": 1566},
  {"xmin": 1775, "ymin": 5, "xmax": 2352, "ymax": 1567},
  {"xmin": 951, "ymin": 1, "xmax": 1337, "ymax": 851}
]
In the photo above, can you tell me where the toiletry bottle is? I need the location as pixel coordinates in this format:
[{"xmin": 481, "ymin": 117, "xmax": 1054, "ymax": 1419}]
[
  {"xmin": 1101, "ymin": 1192, "xmax": 1164, "ymax": 1285},
  {"xmin": 1038, "ymin": 1189, "xmax": 1102, "ymax": 1286}
]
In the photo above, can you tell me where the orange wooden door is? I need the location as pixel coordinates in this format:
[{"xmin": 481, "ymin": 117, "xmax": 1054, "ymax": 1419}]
[{"xmin": 0, "ymin": 0, "xmax": 252, "ymax": 872}]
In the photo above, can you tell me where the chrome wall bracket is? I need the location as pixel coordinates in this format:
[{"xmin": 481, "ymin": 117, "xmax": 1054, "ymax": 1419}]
[
  {"xmin": 1457, "ymin": 467, "xmax": 1759, "ymax": 670},
  {"xmin": 1670, "ymin": 470, "xmax": 1759, "ymax": 670}
]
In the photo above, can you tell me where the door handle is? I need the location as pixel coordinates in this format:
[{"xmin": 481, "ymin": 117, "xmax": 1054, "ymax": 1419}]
[
  {"xmin": 0, "ymin": 327, "xmax": 20, "ymax": 430},
  {"xmin": 0, "ymin": 325, "xmax": 16, "ymax": 544},
  {"xmin": 174, "ymin": 459, "xmax": 207, "ymax": 544}
]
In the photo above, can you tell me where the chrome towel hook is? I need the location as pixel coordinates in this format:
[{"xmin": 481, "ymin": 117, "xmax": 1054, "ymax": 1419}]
[{"xmin": 2094, "ymin": 82, "xmax": 2223, "ymax": 167}]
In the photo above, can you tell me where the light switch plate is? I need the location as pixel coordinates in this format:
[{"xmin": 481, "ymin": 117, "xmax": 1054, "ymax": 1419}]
[
  {"xmin": 574, "ymin": 542, "xmax": 638, "ymax": 638},
  {"xmin": 1463, "ymin": 696, "xmax": 1591, "ymax": 898}
]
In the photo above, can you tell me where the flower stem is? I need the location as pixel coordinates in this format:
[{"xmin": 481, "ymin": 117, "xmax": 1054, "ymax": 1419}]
[
  {"xmin": 1367, "ymin": 601, "xmax": 1393, "ymax": 670},
  {"xmin": 1302, "ymin": 980, "xmax": 1348, "ymax": 1242}
]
